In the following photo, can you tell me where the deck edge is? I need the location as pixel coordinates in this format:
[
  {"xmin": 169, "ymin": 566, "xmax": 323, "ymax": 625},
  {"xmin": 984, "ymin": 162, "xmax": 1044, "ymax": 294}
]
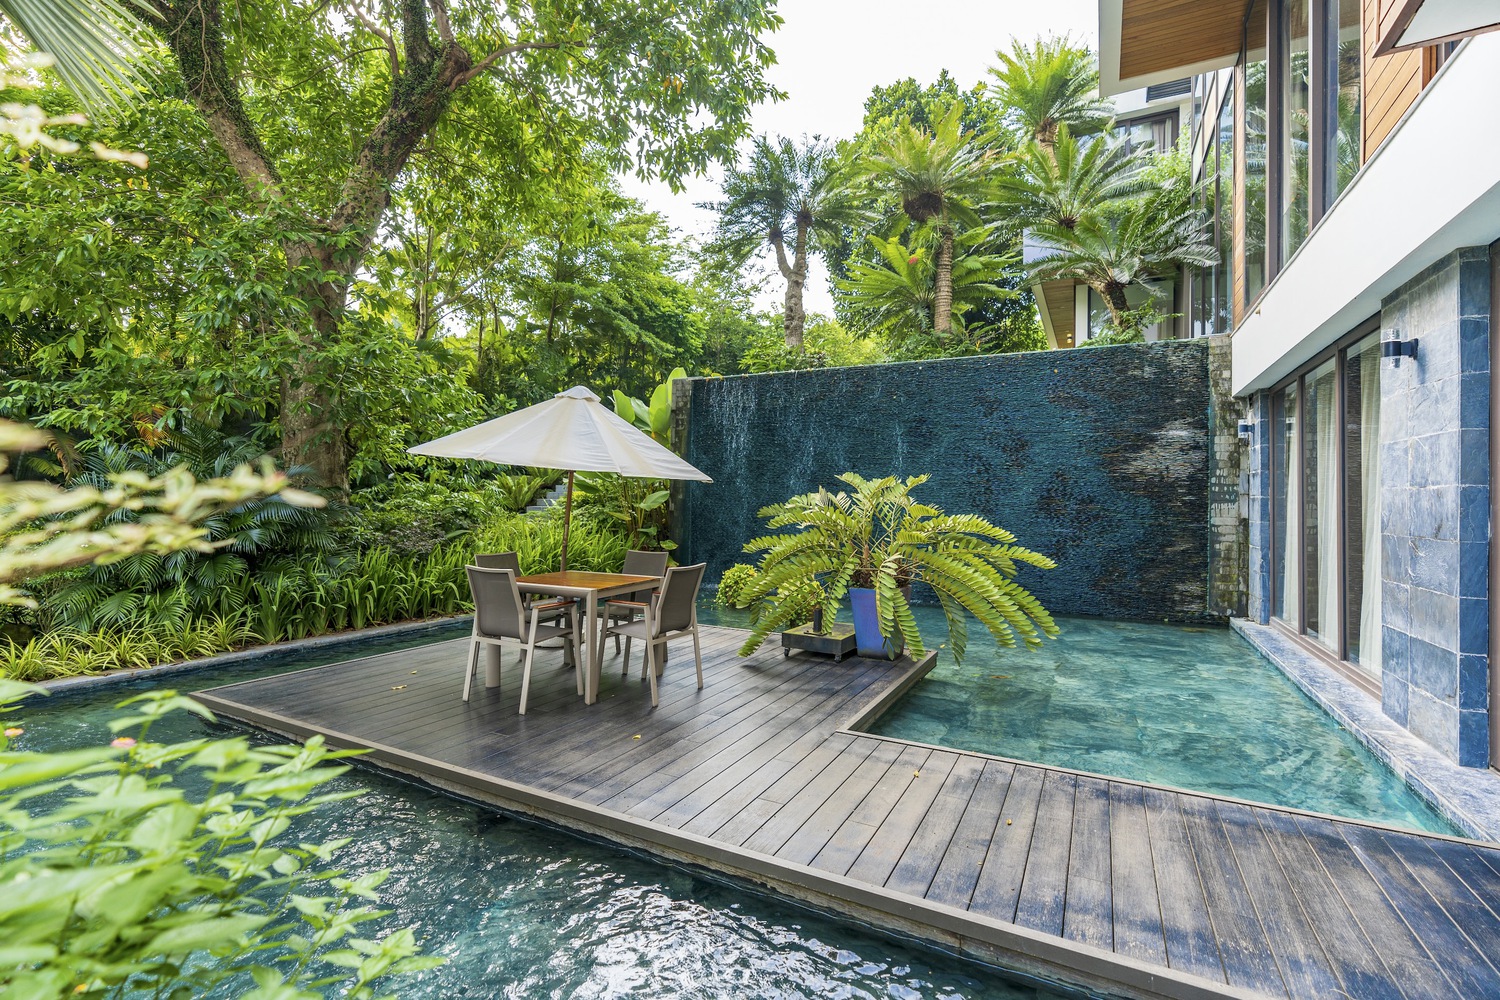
[{"xmin": 193, "ymin": 687, "xmax": 1265, "ymax": 1000}]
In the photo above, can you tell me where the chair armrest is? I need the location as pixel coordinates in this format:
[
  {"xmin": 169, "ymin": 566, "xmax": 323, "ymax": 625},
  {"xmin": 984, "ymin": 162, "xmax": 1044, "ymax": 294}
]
[
  {"xmin": 531, "ymin": 599, "xmax": 573, "ymax": 612},
  {"xmin": 607, "ymin": 600, "xmax": 650, "ymax": 609}
]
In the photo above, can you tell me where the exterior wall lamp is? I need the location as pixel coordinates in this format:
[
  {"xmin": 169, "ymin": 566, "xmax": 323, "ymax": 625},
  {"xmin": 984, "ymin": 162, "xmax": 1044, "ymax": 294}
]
[
  {"xmin": 1237, "ymin": 420, "xmax": 1254, "ymax": 439},
  {"xmin": 1381, "ymin": 334, "xmax": 1418, "ymax": 365}
]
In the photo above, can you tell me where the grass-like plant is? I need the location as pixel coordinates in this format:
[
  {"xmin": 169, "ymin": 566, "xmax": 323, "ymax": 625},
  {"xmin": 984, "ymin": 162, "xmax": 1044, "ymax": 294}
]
[{"xmin": 737, "ymin": 473, "xmax": 1060, "ymax": 661}]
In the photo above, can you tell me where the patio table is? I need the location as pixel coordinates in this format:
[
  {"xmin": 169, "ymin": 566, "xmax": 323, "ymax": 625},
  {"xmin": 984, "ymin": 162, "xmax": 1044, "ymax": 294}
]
[{"xmin": 514, "ymin": 571, "xmax": 661, "ymax": 705}]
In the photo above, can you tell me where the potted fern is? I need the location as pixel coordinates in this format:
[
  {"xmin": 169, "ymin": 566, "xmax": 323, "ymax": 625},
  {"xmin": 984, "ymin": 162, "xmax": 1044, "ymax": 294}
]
[{"xmin": 736, "ymin": 473, "xmax": 1059, "ymax": 661}]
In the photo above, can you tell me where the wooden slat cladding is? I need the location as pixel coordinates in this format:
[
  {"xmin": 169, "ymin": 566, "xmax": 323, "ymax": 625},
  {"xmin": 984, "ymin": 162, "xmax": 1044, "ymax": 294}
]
[
  {"xmin": 1363, "ymin": 0, "xmax": 1425, "ymax": 154},
  {"xmin": 1038, "ymin": 279, "xmax": 1075, "ymax": 348},
  {"xmin": 1119, "ymin": 0, "xmax": 1247, "ymax": 80}
]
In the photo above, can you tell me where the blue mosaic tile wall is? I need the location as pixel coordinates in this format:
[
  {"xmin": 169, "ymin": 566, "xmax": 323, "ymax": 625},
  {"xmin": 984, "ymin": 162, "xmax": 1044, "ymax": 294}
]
[
  {"xmin": 678, "ymin": 341, "xmax": 1215, "ymax": 623},
  {"xmin": 1380, "ymin": 248, "xmax": 1492, "ymax": 767}
]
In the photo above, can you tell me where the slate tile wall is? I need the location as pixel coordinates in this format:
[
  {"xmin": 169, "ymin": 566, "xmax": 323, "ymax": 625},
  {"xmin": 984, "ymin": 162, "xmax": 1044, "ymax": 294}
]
[{"xmin": 1380, "ymin": 248, "xmax": 1492, "ymax": 767}]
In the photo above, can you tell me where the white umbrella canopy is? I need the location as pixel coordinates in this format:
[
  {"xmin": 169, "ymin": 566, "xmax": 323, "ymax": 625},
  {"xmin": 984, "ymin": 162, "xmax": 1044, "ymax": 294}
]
[{"xmin": 408, "ymin": 386, "xmax": 711, "ymax": 570}]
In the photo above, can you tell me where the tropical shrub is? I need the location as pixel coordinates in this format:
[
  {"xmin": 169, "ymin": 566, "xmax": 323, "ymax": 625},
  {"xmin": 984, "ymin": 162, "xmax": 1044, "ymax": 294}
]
[
  {"xmin": 737, "ymin": 473, "xmax": 1060, "ymax": 661},
  {"xmin": 713, "ymin": 562, "xmax": 820, "ymax": 627},
  {"xmin": 0, "ymin": 682, "xmax": 442, "ymax": 998}
]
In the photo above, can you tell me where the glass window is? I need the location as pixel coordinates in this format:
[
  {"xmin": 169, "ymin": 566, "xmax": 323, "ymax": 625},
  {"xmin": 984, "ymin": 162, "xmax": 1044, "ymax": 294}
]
[
  {"xmin": 1344, "ymin": 334, "xmax": 1381, "ymax": 674},
  {"xmin": 1215, "ymin": 78, "xmax": 1234, "ymax": 333},
  {"xmin": 1303, "ymin": 359, "xmax": 1338, "ymax": 650},
  {"xmin": 1332, "ymin": 0, "xmax": 1362, "ymax": 199},
  {"xmin": 1272, "ymin": 382, "xmax": 1298, "ymax": 623},
  {"xmin": 1243, "ymin": 1, "xmax": 1269, "ymax": 305},
  {"xmin": 1283, "ymin": 0, "xmax": 1311, "ymax": 259}
]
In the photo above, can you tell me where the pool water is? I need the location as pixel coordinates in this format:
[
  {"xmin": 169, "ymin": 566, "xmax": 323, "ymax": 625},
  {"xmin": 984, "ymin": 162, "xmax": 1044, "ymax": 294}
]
[
  {"xmin": 10, "ymin": 627, "xmax": 1078, "ymax": 1000},
  {"xmin": 698, "ymin": 603, "xmax": 1457, "ymax": 836}
]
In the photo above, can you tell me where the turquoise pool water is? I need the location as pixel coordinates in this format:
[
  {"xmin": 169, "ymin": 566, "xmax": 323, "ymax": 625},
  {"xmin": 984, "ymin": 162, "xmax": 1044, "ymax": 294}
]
[
  {"xmin": 11, "ymin": 628, "xmax": 1076, "ymax": 1000},
  {"xmin": 698, "ymin": 604, "xmax": 1457, "ymax": 836}
]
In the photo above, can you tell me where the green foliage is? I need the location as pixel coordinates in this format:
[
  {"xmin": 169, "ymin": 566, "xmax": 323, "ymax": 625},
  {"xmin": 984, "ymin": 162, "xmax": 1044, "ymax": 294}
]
[
  {"xmin": 837, "ymin": 229, "xmax": 1021, "ymax": 357},
  {"xmin": 861, "ymin": 70, "xmax": 1003, "ymax": 140},
  {"xmin": 737, "ymin": 473, "xmax": 1060, "ymax": 663},
  {"xmin": 987, "ymin": 35, "xmax": 1114, "ymax": 146},
  {"xmin": 739, "ymin": 316, "xmax": 886, "ymax": 373},
  {"xmin": 1084, "ymin": 304, "xmax": 1176, "ymax": 346},
  {"xmin": 714, "ymin": 563, "xmax": 761, "ymax": 608},
  {"xmin": 0, "ymin": 682, "xmax": 442, "ymax": 998}
]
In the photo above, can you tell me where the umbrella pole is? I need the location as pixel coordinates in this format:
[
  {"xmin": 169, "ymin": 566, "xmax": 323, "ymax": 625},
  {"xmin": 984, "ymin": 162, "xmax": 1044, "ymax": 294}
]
[{"xmin": 560, "ymin": 470, "xmax": 575, "ymax": 572}]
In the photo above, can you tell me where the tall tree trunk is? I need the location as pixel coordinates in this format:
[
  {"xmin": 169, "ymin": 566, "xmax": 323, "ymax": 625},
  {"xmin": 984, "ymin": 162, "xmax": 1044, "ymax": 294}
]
[
  {"xmin": 146, "ymin": 0, "xmax": 482, "ymax": 490},
  {"xmin": 1099, "ymin": 281, "xmax": 1131, "ymax": 329},
  {"xmin": 772, "ymin": 223, "xmax": 809, "ymax": 348},
  {"xmin": 933, "ymin": 224, "xmax": 955, "ymax": 335}
]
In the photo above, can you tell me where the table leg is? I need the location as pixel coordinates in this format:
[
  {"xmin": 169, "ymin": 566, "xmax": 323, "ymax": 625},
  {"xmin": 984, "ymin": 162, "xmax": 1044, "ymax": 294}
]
[
  {"xmin": 484, "ymin": 645, "xmax": 502, "ymax": 688},
  {"xmin": 586, "ymin": 591, "xmax": 601, "ymax": 704}
]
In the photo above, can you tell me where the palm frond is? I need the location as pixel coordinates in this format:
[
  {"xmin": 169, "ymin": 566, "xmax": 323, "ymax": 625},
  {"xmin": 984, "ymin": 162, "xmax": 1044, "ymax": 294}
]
[{"xmin": 1, "ymin": 0, "xmax": 159, "ymax": 115}]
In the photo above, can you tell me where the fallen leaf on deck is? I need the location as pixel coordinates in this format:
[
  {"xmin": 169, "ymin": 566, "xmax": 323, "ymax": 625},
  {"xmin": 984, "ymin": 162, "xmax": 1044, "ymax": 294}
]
[{"xmin": 391, "ymin": 685, "xmax": 407, "ymax": 691}]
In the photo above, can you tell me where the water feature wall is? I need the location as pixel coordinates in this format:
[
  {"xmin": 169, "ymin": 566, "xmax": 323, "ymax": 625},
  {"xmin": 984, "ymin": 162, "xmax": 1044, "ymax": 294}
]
[{"xmin": 677, "ymin": 340, "xmax": 1218, "ymax": 622}]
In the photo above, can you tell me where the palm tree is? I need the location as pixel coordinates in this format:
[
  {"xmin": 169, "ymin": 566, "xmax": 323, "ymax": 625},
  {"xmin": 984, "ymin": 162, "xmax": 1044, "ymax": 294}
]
[
  {"xmin": 1, "ymin": 0, "xmax": 156, "ymax": 113},
  {"xmin": 838, "ymin": 228, "xmax": 1018, "ymax": 355},
  {"xmin": 987, "ymin": 35, "xmax": 1114, "ymax": 148},
  {"xmin": 995, "ymin": 127, "xmax": 1153, "ymax": 233},
  {"xmin": 705, "ymin": 136, "xmax": 852, "ymax": 349},
  {"xmin": 1027, "ymin": 189, "xmax": 1217, "ymax": 332},
  {"xmin": 856, "ymin": 104, "xmax": 993, "ymax": 336}
]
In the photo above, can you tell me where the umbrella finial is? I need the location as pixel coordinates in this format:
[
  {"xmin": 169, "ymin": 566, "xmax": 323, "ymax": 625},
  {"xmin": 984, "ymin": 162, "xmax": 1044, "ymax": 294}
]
[{"xmin": 555, "ymin": 386, "xmax": 600, "ymax": 401}]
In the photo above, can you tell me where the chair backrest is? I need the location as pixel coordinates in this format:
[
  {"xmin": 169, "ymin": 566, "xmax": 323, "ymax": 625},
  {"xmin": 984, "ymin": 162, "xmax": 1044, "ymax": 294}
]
[
  {"xmin": 653, "ymin": 563, "xmax": 706, "ymax": 636},
  {"xmin": 622, "ymin": 549, "xmax": 669, "ymax": 601},
  {"xmin": 466, "ymin": 565, "xmax": 526, "ymax": 640},
  {"xmin": 474, "ymin": 551, "xmax": 521, "ymax": 574}
]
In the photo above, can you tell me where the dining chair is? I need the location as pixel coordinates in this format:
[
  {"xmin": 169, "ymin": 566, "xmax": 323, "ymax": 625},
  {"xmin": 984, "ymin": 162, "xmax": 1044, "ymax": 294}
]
[
  {"xmin": 606, "ymin": 549, "xmax": 670, "ymax": 659},
  {"xmin": 463, "ymin": 565, "xmax": 581, "ymax": 714},
  {"xmin": 602, "ymin": 563, "xmax": 706, "ymax": 708}
]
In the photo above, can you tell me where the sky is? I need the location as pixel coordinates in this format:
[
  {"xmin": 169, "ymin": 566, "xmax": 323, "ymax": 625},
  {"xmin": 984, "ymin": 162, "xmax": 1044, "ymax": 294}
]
[{"xmin": 617, "ymin": 0, "xmax": 1098, "ymax": 315}]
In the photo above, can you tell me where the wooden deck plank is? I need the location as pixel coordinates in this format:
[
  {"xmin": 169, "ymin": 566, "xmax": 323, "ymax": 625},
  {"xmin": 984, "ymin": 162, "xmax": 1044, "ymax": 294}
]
[
  {"xmin": 1107, "ymin": 782, "xmax": 1167, "ymax": 969},
  {"xmin": 926, "ymin": 760, "xmax": 1020, "ymax": 911},
  {"xmin": 846, "ymin": 750, "xmax": 960, "ymax": 888},
  {"xmin": 1013, "ymin": 771, "xmax": 1078, "ymax": 938},
  {"xmin": 1348, "ymin": 827, "xmax": 1500, "ymax": 991},
  {"xmin": 1062, "ymin": 776, "xmax": 1113, "ymax": 951},
  {"xmin": 1294, "ymin": 815, "xmax": 1457, "ymax": 998},
  {"xmin": 1177, "ymin": 795, "xmax": 1286, "ymax": 997},
  {"xmin": 1213, "ymin": 801, "xmax": 1341, "ymax": 999},
  {"xmin": 1255, "ymin": 810, "xmax": 1406, "ymax": 1000},
  {"xmin": 193, "ymin": 625, "xmax": 1500, "ymax": 1000},
  {"xmin": 882, "ymin": 755, "xmax": 985, "ymax": 898},
  {"xmin": 965, "ymin": 762, "xmax": 1046, "ymax": 920},
  {"xmin": 750, "ymin": 739, "xmax": 907, "ymax": 861},
  {"xmin": 809, "ymin": 745, "xmax": 932, "ymax": 875}
]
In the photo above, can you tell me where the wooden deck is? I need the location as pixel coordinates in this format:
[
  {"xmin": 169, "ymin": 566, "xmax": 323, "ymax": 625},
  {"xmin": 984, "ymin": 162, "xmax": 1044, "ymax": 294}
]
[{"xmin": 194, "ymin": 625, "xmax": 1500, "ymax": 1000}]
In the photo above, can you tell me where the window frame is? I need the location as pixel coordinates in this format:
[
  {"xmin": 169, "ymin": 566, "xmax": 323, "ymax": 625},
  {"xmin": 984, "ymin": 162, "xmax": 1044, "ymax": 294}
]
[{"xmin": 1267, "ymin": 314, "xmax": 1382, "ymax": 695}]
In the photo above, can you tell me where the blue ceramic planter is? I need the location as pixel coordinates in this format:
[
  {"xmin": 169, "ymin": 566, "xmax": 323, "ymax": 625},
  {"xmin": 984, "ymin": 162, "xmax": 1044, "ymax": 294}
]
[{"xmin": 849, "ymin": 587, "xmax": 902, "ymax": 660}]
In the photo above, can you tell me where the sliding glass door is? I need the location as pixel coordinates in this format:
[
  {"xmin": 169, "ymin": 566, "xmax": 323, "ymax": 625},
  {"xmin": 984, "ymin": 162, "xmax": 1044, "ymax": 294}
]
[{"xmin": 1268, "ymin": 328, "xmax": 1382, "ymax": 681}]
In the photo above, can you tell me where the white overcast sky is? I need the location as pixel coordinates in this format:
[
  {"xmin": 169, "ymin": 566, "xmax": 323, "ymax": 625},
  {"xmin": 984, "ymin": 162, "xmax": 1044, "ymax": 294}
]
[{"xmin": 617, "ymin": 0, "xmax": 1098, "ymax": 315}]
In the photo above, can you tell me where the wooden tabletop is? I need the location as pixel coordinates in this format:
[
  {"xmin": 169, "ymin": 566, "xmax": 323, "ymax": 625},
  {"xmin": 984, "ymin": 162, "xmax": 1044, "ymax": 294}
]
[{"xmin": 517, "ymin": 571, "xmax": 659, "ymax": 591}]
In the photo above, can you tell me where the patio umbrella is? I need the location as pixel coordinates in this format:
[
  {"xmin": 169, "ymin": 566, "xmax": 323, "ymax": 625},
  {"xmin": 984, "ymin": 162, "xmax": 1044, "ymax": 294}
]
[{"xmin": 408, "ymin": 386, "xmax": 712, "ymax": 570}]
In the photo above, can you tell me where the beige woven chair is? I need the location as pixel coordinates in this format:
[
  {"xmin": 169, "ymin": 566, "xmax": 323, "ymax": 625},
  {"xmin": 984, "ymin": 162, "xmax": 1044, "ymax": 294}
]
[
  {"xmin": 463, "ymin": 565, "xmax": 580, "ymax": 714},
  {"xmin": 602, "ymin": 563, "xmax": 706, "ymax": 708}
]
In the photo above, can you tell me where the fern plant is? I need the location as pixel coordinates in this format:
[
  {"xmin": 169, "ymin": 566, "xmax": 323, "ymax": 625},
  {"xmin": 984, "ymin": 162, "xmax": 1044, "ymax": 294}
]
[{"xmin": 737, "ymin": 473, "xmax": 1060, "ymax": 662}]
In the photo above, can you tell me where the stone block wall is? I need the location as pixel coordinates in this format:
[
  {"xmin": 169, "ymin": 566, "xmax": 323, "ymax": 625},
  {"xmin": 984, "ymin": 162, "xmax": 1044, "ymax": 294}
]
[
  {"xmin": 1207, "ymin": 335, "xmax": 1248, "ymax": 616},
  {"xmin": 1245, "ymin": 393, "xmax": 1273, "ymax": 625},
  {"xmin": 1380, "ymin": 248, "xmax": 1492, "ymax": 767},
  {"xmin": 678, "ymin": 341, "xmax": 1217, "ymax": 623}
]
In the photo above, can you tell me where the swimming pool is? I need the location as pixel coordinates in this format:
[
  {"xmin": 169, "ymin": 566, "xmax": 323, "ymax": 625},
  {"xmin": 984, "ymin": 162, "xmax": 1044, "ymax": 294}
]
[
  {"xmin": 11, "ymin": 627, "xmax": 1077, "ymax": 1000},
  {"xmin": 699, "ymin": 603, "xmax": 1456, "ymax": 835}
]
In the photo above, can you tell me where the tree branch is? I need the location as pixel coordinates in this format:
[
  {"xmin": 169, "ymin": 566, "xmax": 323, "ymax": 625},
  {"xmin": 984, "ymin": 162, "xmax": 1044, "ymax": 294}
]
[
  {"xmin": 452, "ymin": 40, "xmax": 565, "ymax": 89},
  {"xmin": 399, "ymin": 0, "xmax": 435, "ymax": 67},
  {"xmin": 426, "ymin": 0, "xmax": 454, "ymax": 44},
  {"xmin": 349, "ymin": 2, "xmax": 400, "ymax": 79}
]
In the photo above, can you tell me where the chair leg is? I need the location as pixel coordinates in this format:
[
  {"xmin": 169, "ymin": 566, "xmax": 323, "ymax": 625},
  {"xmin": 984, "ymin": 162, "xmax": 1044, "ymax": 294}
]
[
  {"xmin": 614, "ymin": 628, "xmax": 621, "ymax": 654},
  {"xmin": 692, "ymin": 627, "xmax": 703, "ymax": 690},
  {"xmin": 622, "ymin": 636, "xmax": 632, "ymax": 676},
  {"xmin": 519, "ymin": 613, "xmax": 541, "ymax": 715},
  {"xmin": 645, "ymin": 633, "xmax": 659, "ymax": 708},
  {"xmin": 463, "ymin": 639, "xmax": 480, "ymax": 702},
  {"xmin": 571, "ymin": 605, "xmax": 584, "ymax": 697}
]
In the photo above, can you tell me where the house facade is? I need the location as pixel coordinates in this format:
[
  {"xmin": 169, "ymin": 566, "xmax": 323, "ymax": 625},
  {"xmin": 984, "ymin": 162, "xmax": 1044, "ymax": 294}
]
[{"xmin": 1096, "ymin": 0, "xmax": 1500, "ymax": 769}]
